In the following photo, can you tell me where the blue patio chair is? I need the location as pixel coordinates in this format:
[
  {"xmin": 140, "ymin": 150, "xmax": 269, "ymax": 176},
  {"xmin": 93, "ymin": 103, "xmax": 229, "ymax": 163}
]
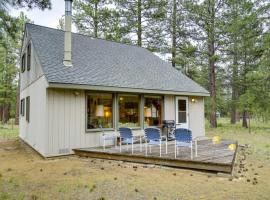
[
  {"xmin": 119, "ymin": 127, "xmax": 142, "ymax": 154},
  {"xmin": 174, "ymin": 128, "xmax": 193, "ymax": 159},
  {"xmin": 144, "ymin": 128, "xmax": 167, "ymax": 157}
]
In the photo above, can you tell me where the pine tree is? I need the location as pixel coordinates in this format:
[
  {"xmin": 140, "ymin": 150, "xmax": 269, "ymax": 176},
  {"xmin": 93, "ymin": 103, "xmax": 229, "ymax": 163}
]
[
  {"xmin": 184, "ymin": 0, "xmax": 228, "ymax": 128},
  {"xmin": 73, "ymin": 0, "xmax": 129, "ymax": 42},
  {"xmin": 115, "ymin": 0, "xmax": 167, "ymax": 47},
  {"xmin": 0, "ymin": 12, "xmax": 31, "ymax": 123}
]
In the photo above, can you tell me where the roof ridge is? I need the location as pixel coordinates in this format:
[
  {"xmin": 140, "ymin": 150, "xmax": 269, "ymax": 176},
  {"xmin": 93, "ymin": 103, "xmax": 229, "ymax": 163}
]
[{"xmin": 25, "ymin": 23, "xmax": 145, "ymax": 49}]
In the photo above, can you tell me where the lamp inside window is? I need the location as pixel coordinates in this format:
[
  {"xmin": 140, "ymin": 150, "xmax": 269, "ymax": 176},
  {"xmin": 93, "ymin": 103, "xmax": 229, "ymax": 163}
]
[
  {"xmin": 87, "ymin": 94, "xmax": 113, "ymax": 129},
  {"xmin": 144, "ymin": 96, "xmax": 162, "ymax": 127}
]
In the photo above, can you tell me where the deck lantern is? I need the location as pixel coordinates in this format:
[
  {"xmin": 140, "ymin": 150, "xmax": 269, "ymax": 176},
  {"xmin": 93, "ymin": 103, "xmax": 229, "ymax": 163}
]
[
  {"xmin": 212, "ymin": 135, "xmax": 221, "ymax": 144},
  {"xmin": 228, "ymin": 144, "xmax": 236, "ymax": 151}
]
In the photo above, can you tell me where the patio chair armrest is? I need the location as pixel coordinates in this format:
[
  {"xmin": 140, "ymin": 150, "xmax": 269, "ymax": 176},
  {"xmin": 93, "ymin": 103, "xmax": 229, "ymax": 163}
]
[{"xmin": 102, "ymin": 132, "xmax": 117, "ymax": 140}]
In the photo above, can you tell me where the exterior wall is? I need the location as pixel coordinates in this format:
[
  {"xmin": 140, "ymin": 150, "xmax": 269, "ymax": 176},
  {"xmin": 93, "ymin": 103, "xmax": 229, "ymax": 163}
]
[
  {"xmin": 46, "ymin": 91, "xmax": 205, "ymax": 157},
  {"xmin": 188, "ymin": 97, "xmax": 205, "ymax": 138},
  {"xmin": 19, "ymin": 76, "xmax": 48, "ymax": 155},
  {"xmin": 164, "ymin": 95, "xmax": 205, "ymax": 138},
  {"xmin": 164, "ymin": 95, "xmax": 175, "ymax": 120},
  {"xmin": 47, "ymin": 89, "xmax": 106, "ymax": 156},
  {"xmin": 20, "ymin": 30, "xmax": 44, "ymax": 90},
  {"xmin": 19, "ymin": 29, "xmax": 48, "ymax": 156}
]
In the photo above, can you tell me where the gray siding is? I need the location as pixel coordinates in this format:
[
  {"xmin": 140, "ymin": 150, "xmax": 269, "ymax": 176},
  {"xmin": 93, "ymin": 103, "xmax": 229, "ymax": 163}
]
[
  {"xmin": 45, "ymin": 91, "xmax": 205, "ymax": 156},
  {"xmin": 47, "ymin": 89, "xmax": 103, "ymax": 156},
  {"xmin": 164, "ymin": 95, "xmax": 205, "ymax": 138},
  {"xmin": 189, "ymin": 97, "xmax": 205, "ymax": 138},
  {"xmin": 19, "ymin": 76, "xmax": 48, "ymax": 155},
  {"xmin": 164, "ymin": 95, "xmax": 175, "ymax": 120},
  {"xmin": 20, "ymin": 30, "xmax": 44, "ymax": 91}
]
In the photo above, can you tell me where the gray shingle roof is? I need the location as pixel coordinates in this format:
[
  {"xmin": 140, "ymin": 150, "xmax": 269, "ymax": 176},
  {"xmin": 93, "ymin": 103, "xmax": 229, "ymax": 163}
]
[{"xmin": 26, "ymin": 23, "xmax": 209, "ymax": 95}]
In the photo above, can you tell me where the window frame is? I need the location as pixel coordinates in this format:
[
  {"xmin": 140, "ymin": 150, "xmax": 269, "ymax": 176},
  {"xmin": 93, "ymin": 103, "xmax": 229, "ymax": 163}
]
[
  {"xmin": 117, "ymin": 93, "xmax": 141, "ymax": 130},
  {"xmin": 27, "ymin": 43, "xmax": 31, "ymax": 71},
  {"xmin": 85, "ymin": 92, "xmax": 115, "ymax": 132},
  {"xmin": 143, "ymin": 95, "xmax": 163, "ymax": 128},
  {"xmin": 84, "ymin": 91, "xmax": 165, "ymax": 132},
  {"xmin": 26, "ymin": 96, "xmax": 30, "ymax": 123},
  {"xmin": 175, "ymin": 96, "xmax": 189, "ymax": 126},
  {"xmin": 21, "ymin": 53, "xmax": 26, "ymax": 73},
  {"xmin": 20, "ymin": 99, "xmax": 25, "ymax": 116}
]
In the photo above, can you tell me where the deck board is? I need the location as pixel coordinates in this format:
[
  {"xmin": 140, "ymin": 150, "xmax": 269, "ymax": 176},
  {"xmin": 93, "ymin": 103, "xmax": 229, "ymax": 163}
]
[{"xmin": 73, "ymin": 139, "xmax": 237, "ymax": 173}]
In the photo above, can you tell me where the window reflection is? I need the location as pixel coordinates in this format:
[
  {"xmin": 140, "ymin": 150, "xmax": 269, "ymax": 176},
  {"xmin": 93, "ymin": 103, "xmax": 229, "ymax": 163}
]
[
  {"xmin": 118, "ymin": 95, "xmax": 140, "ymax": 128},
  {"xmin": 87, "ymin": 94, "xmax": 113, "ymax": 129},
  {"xmin": 144, "ymin": 96, "xmax": 162, "ymax": 127}
]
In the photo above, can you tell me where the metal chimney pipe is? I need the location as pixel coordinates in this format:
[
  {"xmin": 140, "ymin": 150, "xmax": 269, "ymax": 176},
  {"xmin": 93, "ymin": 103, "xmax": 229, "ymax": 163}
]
[{"xmin": 63, "ymin": 0, "xmax": 73, "ymax": 67}]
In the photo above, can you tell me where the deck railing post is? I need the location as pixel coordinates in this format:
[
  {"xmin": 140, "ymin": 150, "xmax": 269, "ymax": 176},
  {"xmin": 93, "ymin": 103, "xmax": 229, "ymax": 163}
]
[
  {"xmin": 120, "ymin": 137, "xmax": 122, "ymax": 153},
  {"xmin": 175, "ymin": 140, "xmax": 177, "ymax": 158},
  {"xmin": 195, "ymin": 140, "xmax": 198, "ymax": 157},
  {"xmin": 132, "ymin": 138, "xmax": 134, "ymax": 154},
  {"xmin": 145, "ymin": 142, "xmax": 147, "ymax": 156},
  {"xmin": 140, "ymin": 136, "xmax": 142, "ymax": 152},
  {"xmin": 191, "ymin": 142, "xmax": 193, "ymax": 159},
  {"xmin": 115, "ymin": 134, "xmax": 117, "ymax": 148},
  {"xmin": 160, "ymin": 139, "xmax": 161, "ymax": 157},
  {"xmin": 165, "ymin": 138, "xmax": 168, "ymax": 154}
]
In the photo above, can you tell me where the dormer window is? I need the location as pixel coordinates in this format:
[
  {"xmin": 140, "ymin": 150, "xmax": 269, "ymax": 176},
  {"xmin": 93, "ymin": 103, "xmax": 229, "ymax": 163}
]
[
  {"xmin": 27, "ymin": 43, "xmax": 31, "ymax": 71},
  {"xmin": 21, "ymin": 54, "xmax": 26, "ymax": 72}
]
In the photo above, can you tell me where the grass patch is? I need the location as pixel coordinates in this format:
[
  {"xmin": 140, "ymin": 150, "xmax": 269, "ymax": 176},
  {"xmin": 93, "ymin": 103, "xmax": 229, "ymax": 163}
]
[
  {"xmin": 0, "ymin": 123, "xmax": 18, "ymax": 139},
  {"xmin": 206, "ymin": 118, "xmax": 270, "ymax": 157}
]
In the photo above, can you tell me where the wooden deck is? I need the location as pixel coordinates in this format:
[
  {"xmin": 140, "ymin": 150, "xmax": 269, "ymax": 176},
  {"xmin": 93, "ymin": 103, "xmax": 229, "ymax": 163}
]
[{"xmin": 73, "ymin": 139, "xmax": 238, "ymax": 173}]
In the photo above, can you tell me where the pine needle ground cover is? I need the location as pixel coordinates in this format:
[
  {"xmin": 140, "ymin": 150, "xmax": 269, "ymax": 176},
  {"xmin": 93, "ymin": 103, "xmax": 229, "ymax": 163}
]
[{"xmin": 0, "ymin": 118, "xmax": 269, "ymax": 200}]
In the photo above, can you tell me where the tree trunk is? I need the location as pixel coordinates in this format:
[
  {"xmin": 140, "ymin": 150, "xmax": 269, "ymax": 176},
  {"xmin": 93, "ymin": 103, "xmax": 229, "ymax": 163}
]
[
  {"xmin": 209, "ymin": 54, "xmax": 217, "ymax": 128},
  {"xmin": 94, "ymin": 1, "xmax": 98, "ymax": 38},
  {"xmin": 15, "ymin": 83, "xmax": 20, "ymax": 125},
  {"xmin": 207, "ymin": 0, "xmax": 217, "ymax": 128},
  {"xmin": 137, "ymin": 0, "xmax": 142, "ymax": 46},
  {"xmin": 231, "ymin": 48, "xmax": 238, "ymax": 124},
  {"xmin": 0, "ymin": 105, "xmax": 3, "ymax": 122},
  {"xmin": 242, "ymin": 110, "xmax": 248, "ymax": 128},
  {"xmin": 230, "ymin": 3, "xmax": 238, "ymax": 125},
  {"xmin": 171, "ymin": 0, "xmax": 176, "ymax": 67},
  {"xmin": 2, "ymin": 104, "xmax": 10, "ymax": 124}
]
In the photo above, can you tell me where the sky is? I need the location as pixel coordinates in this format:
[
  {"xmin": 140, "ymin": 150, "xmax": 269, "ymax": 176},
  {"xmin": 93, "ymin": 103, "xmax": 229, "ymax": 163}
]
[
  {"xmin": 10, "ymin": 0, "xmax": 68, "ymax": 30},
  {"xmin": 9, "ymin": 0, "xmax": 170, "ymax": 60}
]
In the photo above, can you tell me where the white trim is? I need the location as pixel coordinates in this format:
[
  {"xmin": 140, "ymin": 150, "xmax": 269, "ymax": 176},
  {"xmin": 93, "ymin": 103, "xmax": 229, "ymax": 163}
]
[
  {"xmin": 48, "ymin": 83, "xmax": 209, "ymax": 97},
  {"xmin": 175, "ymin": 96, "xmax": 189, "ymax": 129}
]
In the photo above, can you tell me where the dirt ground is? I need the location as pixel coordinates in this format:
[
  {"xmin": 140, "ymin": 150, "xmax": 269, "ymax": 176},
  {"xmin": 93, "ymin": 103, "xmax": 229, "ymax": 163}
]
[{"xmin": 0, "ymin": 137, "xmax": 270, "ymax": 200}]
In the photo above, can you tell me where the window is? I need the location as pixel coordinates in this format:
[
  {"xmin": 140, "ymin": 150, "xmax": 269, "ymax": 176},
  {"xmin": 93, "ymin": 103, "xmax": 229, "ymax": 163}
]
[
  {"xmin": 86, "ymin": 93, "xmax": 113, "ymax": 130},
  {"xmin": 27, "ymin": 43, "xmax": 31, "ymax": 71},
  {"xmin": 144, "ymin": 96, "xmax": 163, "ymax": 127},
  {"xmin": 26, "ymin": 96, "xmax": 30, "ymax": 122},
  {"xmin": 118, "ymin": 95, "xmax": 140, "ymax": 128},
  {"xmin": 21, "ymin": 54, "xmax": 26, "ymax": 72},
  {"xmin": 177, "ymin": 99, "xmax": 187, "ymax": 123},
  {"xmin": 20, "ymin": 99, "xmax": 25, "ymax": 116}
]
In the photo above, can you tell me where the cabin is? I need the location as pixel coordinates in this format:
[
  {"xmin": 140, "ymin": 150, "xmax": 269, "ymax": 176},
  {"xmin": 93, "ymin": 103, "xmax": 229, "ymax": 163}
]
[{"xmin": 19, "ymin": 0, "xmax": 209, "ymax": 157}]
